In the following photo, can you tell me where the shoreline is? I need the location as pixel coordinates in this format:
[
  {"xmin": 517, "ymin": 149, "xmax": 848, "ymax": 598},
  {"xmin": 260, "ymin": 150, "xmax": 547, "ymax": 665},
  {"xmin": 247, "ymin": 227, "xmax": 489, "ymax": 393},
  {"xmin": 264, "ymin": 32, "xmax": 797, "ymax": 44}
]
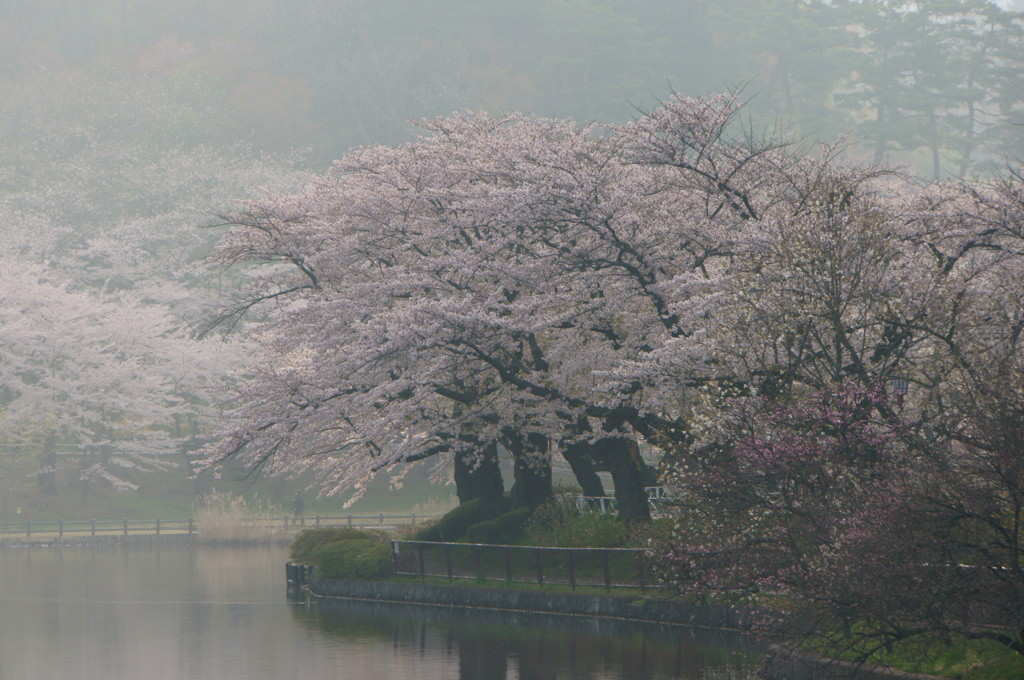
[
  {"xmin": 306, "ymin": 571, "xmax": 947, "ymax": 680},
  {"xmin": 0, "ymin": 534, "xmax": 197, "ymax": 548},
  {"xmin": 0, "ymin": 535, "xmax": 296, "ymax": 548},
  {"xmin": 306, "ymin": 570, "xmax": 757, "ymax": 631}
]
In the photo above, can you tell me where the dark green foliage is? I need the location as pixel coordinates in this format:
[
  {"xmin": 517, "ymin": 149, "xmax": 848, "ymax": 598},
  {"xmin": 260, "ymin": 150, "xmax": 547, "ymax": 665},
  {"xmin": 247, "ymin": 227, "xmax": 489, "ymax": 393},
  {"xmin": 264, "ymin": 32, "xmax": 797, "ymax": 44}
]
[
  {"xmin": 435, "ymin": 498, "xmax": 478, "ymax": 536},
  {"xmin": 409, "ymin": 499, "xmax": 480, "ymax": 541},
  {"xmin": 405, "ymin": 522, "xmax": 443, "ymax": 542},
  {"xmin": 465, "ymin": 507, "xmax": 532, "ymax": 545},
  {"xmin": 311, "ymin": 539, "xmax": 393, "ymax": 580},
  {"xmin": 407, "ymin": 497, "xmax": 513, "ymax": 542},
  {"xmin": 525, "ymin": 497, "xmax": 628, "ymax": 548},
  {"xmin": 289, "ymin": 527, "xmax": 378, "ymax": 564}
]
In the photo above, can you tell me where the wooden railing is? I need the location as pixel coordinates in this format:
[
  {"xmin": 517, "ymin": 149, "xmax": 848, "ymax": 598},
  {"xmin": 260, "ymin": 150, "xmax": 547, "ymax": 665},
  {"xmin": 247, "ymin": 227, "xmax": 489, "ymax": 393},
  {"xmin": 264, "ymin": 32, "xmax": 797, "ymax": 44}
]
[
  {"xmin": 391, "ymin": 540, "xmax": 654, "ymax": 592},
  {"xmin": 0, "ymin": 514, "xmax": 441, "ymax": 540},
  {"xmin": 243, "ymin": 513, "xmax": 439, "ymax": 530},
  {"xmin": 0, "ymin": 518, "xmax": 197, "ymax": 539}
]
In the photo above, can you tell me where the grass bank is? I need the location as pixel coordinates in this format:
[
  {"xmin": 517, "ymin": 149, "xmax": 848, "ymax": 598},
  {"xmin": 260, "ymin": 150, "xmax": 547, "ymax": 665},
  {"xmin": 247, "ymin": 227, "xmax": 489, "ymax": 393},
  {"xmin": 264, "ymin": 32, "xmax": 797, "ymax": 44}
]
[
  {"xmin": 804, "ymin": 630, "xmax": 1024, "ymax": 680},
  {"xmin": 290, "ymin": 498, "xmax": 1024, "ymax": 680}
]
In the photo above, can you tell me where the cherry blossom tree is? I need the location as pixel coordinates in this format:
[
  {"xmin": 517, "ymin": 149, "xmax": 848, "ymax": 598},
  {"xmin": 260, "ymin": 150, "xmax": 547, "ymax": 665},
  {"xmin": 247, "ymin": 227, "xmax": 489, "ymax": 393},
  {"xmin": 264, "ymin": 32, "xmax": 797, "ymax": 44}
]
[
  {"xmin": 0, "ymin": 264, "xmax": 230, "ymax": 504},
  {"xmin": 204, "ymin": 113, "xmax": 637, "ymax": 516},
  {"xmin": 203, "ymin": 95, "xmax": 792, "ymax": 520},
  {"xmin": 0, "ymin": 54, "xmax": 302, "ymax": 506},
  {"xmin": 656, "ymin": 169, "xmax": 1024, "ymax": 658},
  {"xmin": 905, "ymin": 175, "xmax": 1024, "ymax": 654},
  {"xmin": 0, "ymin": 56, "xmax": 302, "ymax": 322},
  {"xmin": 658, "ymin": 384, "xmax": 941, "ymax": 630}
]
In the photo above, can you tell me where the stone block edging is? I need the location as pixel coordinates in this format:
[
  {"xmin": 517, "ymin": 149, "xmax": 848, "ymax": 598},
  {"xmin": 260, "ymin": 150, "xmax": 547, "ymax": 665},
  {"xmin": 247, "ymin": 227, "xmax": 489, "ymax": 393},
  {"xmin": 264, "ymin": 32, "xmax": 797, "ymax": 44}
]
[
  {"xmin": 307, "ymin": 574, "xmax": 947, "ymax": 680},
  {"xmin": 307, "ymin": 572, "xmax": 754, "ymax": 631}
]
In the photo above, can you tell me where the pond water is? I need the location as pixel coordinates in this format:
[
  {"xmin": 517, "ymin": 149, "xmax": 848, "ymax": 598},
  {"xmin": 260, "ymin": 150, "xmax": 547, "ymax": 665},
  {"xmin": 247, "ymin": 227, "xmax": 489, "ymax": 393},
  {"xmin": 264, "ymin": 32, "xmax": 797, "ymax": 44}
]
[{"xmin": 0, "ymin": 544, "xmax": 763, "ymax": 679}]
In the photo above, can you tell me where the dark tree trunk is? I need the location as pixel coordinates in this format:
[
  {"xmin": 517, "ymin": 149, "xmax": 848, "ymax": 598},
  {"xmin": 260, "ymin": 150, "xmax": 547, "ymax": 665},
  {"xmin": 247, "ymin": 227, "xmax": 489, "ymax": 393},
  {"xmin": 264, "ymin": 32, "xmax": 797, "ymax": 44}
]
[
  {"xmin": 454, "ymin": 450, "xmax": 473, "ymax": 504},
  {"xmin": 508, "ymin": 431, "xmax": 553, "ymax": 510},
  {"xmin": 561, "ymin": 442, "xmax": 607, "ymax": 498},
  {"xmin": 38, "ymin": 431, "xmax": 58, "ymax": 495},
  {"xmin": 80, "ymin": 465, "xmax": 90, "ymax": 508},
  {"xmin": 454, "ymin": 441, "xmax": 505, "ymax": 520},
  {"xmin": 594, "ymin": 437, "xmax": 652, "ymax": 523}
]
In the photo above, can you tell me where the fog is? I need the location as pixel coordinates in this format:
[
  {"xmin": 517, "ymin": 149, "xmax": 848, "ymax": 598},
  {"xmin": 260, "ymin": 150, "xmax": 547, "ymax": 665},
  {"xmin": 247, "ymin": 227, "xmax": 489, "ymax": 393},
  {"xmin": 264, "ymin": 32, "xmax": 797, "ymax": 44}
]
[{"xmin": 1, "ymin": 0, "xmax": 1022, "ymax": 521}]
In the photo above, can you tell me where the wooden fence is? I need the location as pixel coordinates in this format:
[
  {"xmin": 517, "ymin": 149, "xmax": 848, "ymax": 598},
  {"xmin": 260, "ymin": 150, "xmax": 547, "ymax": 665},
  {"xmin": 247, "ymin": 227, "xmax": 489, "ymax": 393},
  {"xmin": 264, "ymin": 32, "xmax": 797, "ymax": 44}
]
[
  {"xmin": 0, "ymin": 514, "xmax": 439, "ymax": 540},
  {"xmin": 392, "ymin": 540, "xmax": 654, "ymax": 592}
]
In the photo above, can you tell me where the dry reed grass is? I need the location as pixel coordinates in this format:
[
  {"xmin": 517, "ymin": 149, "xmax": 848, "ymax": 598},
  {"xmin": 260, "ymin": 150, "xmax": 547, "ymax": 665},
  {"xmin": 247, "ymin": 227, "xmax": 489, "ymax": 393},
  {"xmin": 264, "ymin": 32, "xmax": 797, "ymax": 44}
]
[{"xmin": 193, "ymin": 490, "xmax": 289, "ymax": 541}]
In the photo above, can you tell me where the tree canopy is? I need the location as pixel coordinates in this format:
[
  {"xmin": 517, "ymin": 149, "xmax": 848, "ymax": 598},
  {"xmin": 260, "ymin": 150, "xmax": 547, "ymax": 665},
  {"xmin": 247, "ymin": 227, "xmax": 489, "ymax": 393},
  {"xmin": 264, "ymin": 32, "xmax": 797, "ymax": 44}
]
[{"xmin": 206, "ymin": 93, "xmax": 1024, "ymax": 656}]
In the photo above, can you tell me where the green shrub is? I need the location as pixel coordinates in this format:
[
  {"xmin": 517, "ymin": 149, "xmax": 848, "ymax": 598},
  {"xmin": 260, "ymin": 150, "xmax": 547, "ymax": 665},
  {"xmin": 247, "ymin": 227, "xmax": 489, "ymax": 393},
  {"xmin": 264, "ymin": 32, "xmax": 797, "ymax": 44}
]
[
  {"xmin": 312, "ymin": 539, "xmax": 393, "ymax": 580},
  {"xmin": 466, "ymin": 507, "xmax": 532, "ymax": 544},
  {"xmin": 406, "ymin": 521, "xmax": 444, "ymax": 542},
  {"xmin": 432, "ymin": 498, "xmax": 483, "ymax": 540},
  {"xmin": 526, "ymin": 498, "xmax": 628, "ymax": 548},
  {"xmin": 406, "ymin": 497, "xmax": 518, "ymax": 542},
  {"xmin": 290, "ymin": 527, "xmax": 378, "ymax": 564},
  {"xmin": 407, "ymin": 498, "xmax": 474, "ymax": 542}
]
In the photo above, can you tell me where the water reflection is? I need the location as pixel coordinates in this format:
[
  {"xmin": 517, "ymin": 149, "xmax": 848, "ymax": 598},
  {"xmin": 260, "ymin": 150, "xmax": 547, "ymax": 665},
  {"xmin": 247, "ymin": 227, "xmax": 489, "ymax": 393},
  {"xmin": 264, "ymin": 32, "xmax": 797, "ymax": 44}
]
[
  {"xmin": 297, "ymin": 599, "xmax": 763, "ymax": 680},
  {"xmin": 0, "ymin": 545, "xmax": 761, "ymax": 680}
]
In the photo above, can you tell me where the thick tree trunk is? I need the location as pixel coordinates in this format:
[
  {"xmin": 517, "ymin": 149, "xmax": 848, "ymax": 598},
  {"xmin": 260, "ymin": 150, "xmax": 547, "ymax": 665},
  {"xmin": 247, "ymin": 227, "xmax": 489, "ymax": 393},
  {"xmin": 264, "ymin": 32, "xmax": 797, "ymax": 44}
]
[
  {"xmin": 38, "ymin": 431, "xmax": 58, "ymax": 495},
  {"xmin": 80, "ymin": 476, "xmax": 90, "ymax": 507},
  {"xmin": 594, "ymin": 437, "xmax": 652, "ymax": 523},
  {"xmin": 561, "ymin": 442, "xmax": 607, "ymax": 498},
  {"xmin": 507, "ymin": 431, "xmax": 553, "ymax": 510},
  {"xmin": 454, "ymin": 441, "xmax": 505, "ymax": 520}
]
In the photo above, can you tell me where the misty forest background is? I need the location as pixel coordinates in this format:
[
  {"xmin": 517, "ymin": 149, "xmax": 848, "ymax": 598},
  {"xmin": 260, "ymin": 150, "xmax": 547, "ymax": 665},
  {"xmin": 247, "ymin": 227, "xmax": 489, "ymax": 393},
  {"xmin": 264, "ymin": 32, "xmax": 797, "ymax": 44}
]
[{"xmin": 1, "ymin": 0, "xmax": 1023, "ymax": 522}]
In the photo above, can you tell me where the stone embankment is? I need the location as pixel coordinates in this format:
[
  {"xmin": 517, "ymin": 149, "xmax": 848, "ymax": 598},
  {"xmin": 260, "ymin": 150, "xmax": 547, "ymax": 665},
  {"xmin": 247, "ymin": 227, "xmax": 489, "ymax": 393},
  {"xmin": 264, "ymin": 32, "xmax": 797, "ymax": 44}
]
[
  {"xmin": 306, "ymin": 570, "xmax": 754, "ymax": 630},
  {"xmin": 304, "ymin": 571, "xmax": 945, "ymax": 680}
]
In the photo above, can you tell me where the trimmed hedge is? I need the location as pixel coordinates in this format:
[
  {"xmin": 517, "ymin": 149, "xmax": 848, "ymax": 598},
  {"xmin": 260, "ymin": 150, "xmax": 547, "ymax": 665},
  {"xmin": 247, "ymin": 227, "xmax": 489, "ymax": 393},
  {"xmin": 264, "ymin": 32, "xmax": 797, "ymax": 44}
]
[
  {"xmin": 408, "ymin": 498, "xmax": 511, "ymax": 542},
  {"xmin": 290, "ymin": 527, "xmax": 379, "ymax": 564},
  {"xmin": 465, "ymin": 507, "xmax": 532, "ymax": 544},
  {"xmin": 312, "ymin": 539, "xmax": 393, "ymax": 580}
]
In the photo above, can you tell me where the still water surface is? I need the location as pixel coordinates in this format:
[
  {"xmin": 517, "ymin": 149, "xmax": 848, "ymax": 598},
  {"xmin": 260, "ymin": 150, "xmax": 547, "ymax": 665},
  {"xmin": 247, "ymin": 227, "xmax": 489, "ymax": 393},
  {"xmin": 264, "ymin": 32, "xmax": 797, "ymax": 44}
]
[{"xmin": 0, "ymin": 544, "xmax": 762, "ymax": 679}]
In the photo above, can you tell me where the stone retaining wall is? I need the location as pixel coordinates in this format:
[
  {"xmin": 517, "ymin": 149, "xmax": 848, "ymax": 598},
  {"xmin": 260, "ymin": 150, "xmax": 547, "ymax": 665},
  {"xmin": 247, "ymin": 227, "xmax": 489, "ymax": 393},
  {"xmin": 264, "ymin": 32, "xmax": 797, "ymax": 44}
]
[
  {"xmin": 308, "ymin": 572, "xmax": 755, "ymax": 630},
  {"xmin": 307, "ymin": 573, "xmax": 944, "ymax": 679}
]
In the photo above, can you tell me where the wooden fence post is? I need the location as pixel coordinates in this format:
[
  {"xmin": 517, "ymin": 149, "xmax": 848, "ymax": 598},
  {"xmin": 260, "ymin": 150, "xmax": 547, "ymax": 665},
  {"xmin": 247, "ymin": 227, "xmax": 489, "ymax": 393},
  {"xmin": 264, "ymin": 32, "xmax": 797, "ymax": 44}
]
[
  {"xmin": 567, "ymin": 549, "xmax": 576, "ymax": 591},
  {"xmin": 637, "ymin": 551, "xmax": 646, "ymax": 594}
]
